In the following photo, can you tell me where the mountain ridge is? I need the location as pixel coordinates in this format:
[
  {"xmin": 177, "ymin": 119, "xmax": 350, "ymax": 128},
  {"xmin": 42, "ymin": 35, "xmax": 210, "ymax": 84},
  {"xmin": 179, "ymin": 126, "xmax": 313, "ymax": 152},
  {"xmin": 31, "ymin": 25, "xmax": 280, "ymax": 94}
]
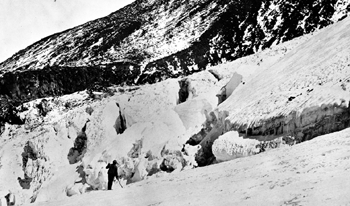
[{"xmin": 1, "ymin": 0, "xmax": 350, "ymax": 75}]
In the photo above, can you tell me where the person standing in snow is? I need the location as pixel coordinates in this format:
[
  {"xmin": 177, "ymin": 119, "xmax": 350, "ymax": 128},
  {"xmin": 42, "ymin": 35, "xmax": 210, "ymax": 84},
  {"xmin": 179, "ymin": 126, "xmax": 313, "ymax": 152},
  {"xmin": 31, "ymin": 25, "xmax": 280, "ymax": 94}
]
[
  {"xmin": 5, "ymin": 192, "xmax": 15, "ymax": 206},
  {"xmin": 106, "ymin": 160, "xmax": 120, "ymax": 190}
]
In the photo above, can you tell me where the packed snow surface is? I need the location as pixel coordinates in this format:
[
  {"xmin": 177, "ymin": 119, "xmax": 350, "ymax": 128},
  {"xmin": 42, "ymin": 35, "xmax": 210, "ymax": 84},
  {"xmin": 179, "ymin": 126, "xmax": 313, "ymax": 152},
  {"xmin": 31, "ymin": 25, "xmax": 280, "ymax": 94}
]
[{"xmin": 27, "ymin": 128, "xmax": 350, "ymax": 206}]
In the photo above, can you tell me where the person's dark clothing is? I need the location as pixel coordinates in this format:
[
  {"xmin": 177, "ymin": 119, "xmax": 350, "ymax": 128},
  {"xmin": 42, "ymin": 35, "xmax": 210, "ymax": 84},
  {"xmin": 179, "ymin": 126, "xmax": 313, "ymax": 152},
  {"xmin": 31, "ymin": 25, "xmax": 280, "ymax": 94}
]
[{"xmin": 106, "ymin": 162, "xmax": 119, "ymax": 190}]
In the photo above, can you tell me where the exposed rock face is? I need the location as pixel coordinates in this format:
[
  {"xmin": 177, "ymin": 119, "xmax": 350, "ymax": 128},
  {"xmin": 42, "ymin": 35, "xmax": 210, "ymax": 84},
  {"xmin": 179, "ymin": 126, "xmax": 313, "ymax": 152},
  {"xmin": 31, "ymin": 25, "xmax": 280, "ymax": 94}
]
[
  {"xmin": 0, "ymin": 98, "xmax": 23, "ymax": 134},
  {"xmin": 0, "ymin": 64, "xmax": 140, "ymax": 105}
]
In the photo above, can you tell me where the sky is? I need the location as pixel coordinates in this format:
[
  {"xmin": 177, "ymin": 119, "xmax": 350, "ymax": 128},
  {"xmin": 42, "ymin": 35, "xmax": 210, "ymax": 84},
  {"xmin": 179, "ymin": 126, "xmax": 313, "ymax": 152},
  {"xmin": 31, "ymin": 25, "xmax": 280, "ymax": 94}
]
[{"xmin": 0, "ymin": 0, "xmax": 135, "ymax": 63}]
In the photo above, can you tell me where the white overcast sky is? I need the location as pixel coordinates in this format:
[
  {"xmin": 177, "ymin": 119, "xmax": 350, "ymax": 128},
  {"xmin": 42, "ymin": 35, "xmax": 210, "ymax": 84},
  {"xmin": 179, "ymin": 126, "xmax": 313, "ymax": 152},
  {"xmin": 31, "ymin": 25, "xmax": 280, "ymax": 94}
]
[{"xmin": 0, "ymin": 0, "xmax": 135, "ymax": 62}]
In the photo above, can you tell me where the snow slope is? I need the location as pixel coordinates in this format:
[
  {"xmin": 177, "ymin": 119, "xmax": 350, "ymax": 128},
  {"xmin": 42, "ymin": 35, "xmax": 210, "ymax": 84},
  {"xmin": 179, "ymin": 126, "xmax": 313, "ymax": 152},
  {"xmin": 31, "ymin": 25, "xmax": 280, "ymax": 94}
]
[
  {"xmin": 217, "ymin": 15, "xmax": 350, "ymax": 140},
  {"xmin": 27, "ymin": 128, "xmax": 350, "ymax": 206}
]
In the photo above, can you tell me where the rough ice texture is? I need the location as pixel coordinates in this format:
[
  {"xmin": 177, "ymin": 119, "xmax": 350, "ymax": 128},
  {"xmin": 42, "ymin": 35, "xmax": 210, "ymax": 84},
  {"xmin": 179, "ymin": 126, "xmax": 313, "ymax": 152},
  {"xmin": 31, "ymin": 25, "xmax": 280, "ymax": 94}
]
[
  {"xmin": 217, "ymin": 16, "xmax": 350, "ymax": 142},
  {"xmin": 192, "ymin": 17, "xmax": 350, "ymax": 166},
  {"xmin": 212, "ymin": 131, "xmax": 260, "ymax": 162},
  {"xmin": 24, "ymin": 128, "xmax": 350, "ymax": 206},
  {"xmin": 0, "ymin": 69, "xmax": 220, "ymax": 204}
]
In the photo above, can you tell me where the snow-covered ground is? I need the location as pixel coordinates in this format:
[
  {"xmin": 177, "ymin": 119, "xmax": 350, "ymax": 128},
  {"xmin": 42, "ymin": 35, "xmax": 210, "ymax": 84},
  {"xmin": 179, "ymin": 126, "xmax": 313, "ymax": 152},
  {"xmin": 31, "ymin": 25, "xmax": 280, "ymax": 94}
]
[{"xmin": 28, "ymin": 128, "xmax": 350, "ymax": 206}]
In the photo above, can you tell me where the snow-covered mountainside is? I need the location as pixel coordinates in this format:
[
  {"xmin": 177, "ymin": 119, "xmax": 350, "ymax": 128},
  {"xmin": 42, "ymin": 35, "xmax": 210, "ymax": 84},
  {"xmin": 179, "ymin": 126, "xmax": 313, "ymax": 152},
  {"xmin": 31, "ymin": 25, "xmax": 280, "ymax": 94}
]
[
  {"xmin": 1, "ymin": 0, "xmax": 350, "ymax": 125},
  {"xmin": 1, "ymin": 0, "xmax": 349, "ymax": 74},
  {"xmin": 0, "ymin": 11, "xmax": 350, "ymax": 205}
]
